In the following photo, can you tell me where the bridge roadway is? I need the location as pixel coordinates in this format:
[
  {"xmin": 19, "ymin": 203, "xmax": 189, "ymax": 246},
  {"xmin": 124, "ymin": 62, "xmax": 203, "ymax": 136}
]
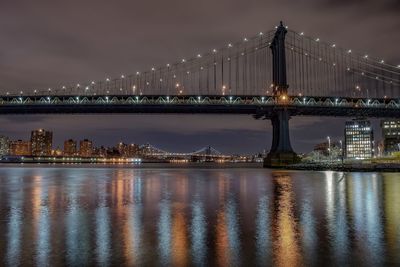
[{"xmin": 0, "ymin": 95, "xmax": 399, "ymax": 118}]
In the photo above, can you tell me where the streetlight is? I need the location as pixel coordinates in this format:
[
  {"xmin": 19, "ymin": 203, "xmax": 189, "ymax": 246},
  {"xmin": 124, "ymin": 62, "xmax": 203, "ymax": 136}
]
[{"xmin": 327, "ymin": 136, "xmax": 331, "ymax": 162}]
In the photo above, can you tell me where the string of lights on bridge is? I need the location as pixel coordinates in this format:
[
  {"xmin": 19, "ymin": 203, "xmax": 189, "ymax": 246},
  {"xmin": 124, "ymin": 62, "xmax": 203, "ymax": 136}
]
[{"xmin": 3, "ymin": 24, "xmax": 400, "ymax": 99}]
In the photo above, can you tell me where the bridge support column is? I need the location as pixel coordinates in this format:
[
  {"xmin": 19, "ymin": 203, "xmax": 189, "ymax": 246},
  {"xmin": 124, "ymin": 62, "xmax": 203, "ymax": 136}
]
[{"xmin": 264, "ymin": 108, "xmax": 299, "ymax": 167}]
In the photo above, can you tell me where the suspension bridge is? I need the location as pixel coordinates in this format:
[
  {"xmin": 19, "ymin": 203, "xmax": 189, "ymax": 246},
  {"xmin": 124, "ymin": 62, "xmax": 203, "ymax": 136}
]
[
  {"xmin": 1, "ymin": 21, "xmax": 399, "ymax": 166},
  {"xmin": 139, "ymin": 144, "xmax": 228, "ymax": 159}
]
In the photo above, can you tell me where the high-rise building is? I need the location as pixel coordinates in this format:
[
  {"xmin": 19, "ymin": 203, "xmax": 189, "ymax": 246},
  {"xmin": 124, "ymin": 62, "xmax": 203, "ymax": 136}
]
[
  {"xmin": 117, "ymin": 142, "xmax": 128, "ymax": 157},
  {"xmin": 344, "ymin": 119, "xmax": 374, "ymax": 160},
  {"xmin": 0, "ymin": 135, "xmax": 10, "ymax": 157},
  {"xmin": 31, "ymin": 129, "xmax": 52, "ymax": 156},
  {"xmin": 79, "ymin": 139, "xmax": 93, "ymax": 157},
  {"xmin": 127, "ymin": 143, "xmax": 140, "ymax": 157},
  {"xmin": 9, "ymin": 140, "xmax": 32, "ymax": 156},
  {"xmin": 64, "ymin": 139, "xmax": 77, "ymax": 156},
  {"xmin": 381, "ymin": 120, "xmax": 400, "ymax": 155}
]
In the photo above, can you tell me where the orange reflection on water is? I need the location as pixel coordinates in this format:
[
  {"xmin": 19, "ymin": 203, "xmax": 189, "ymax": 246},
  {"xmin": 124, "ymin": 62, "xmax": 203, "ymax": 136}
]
[
  {"xmin": 272, "ymin": 173, "xmax": 303, "ymax": 267},
  {"xmin": 112, "ymin": 173, "xmax": 137, "ymax": 265},
  {"xmin": 215, "ymin": 210, "xmax": 229, "ymax": 267},
  {"xmin": 172, "ymin": 203, "xmax": 188, "ymax": 267}
]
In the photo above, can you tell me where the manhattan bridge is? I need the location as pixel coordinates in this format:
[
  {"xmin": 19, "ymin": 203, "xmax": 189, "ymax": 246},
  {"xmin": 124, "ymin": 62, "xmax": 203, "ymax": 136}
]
[{"xmin": 1, "ymin": 22, "xmax": 399, "ymax": 166}]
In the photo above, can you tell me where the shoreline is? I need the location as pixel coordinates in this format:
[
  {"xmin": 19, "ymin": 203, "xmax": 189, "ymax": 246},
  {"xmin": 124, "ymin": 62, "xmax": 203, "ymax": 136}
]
[{"xmin": 0, "ymin": 162, "xmax": 399, "ymax": 172}]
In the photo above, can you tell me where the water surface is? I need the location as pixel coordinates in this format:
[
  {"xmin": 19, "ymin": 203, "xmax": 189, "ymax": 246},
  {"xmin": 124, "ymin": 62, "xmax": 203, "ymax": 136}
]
[{"xmin": 0, "ymin": 166, "xmax": 399, "ymax": 266}]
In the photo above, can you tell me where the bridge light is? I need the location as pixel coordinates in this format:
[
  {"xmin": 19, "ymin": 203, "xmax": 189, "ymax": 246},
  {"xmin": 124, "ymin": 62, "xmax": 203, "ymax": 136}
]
[
  {"xmin": 230, "ymin": 96, "xmax": 233, "ymax": 101},
  {"xmin": 106, "ymin": 96, "xmax": 109, "ymax": 100},
  {"xmin": 197, "ymin": 96, "xmax": 201, "ymax": 101},
  {"xmin": 47, "ymin": 97, "xmax": 50, "ymax": 101},
  {"xmin": 261, "ymin": 96, "xmax": 264, "ymax": 102}
]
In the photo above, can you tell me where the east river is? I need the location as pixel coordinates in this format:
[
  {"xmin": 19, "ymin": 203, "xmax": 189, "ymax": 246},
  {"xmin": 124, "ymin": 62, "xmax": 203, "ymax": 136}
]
[{"xmin": 0, "ymin": 165, "xmax": 399, "ymax": 266}]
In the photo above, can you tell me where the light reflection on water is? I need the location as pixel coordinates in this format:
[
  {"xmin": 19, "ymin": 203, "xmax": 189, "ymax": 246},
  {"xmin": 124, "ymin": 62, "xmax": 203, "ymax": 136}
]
[{"xmin": 0, "ymin": 167, "xmax": 399, "ymax": 266}]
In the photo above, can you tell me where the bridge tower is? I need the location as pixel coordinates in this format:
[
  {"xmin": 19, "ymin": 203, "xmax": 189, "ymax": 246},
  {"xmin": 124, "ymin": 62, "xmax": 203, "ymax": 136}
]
[{"xmin": 264, "ymin": 21, "xmax": 299, "ymax": 167}]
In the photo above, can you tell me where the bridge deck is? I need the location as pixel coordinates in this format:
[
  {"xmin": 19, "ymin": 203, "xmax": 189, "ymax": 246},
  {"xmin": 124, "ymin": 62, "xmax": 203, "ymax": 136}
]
[{"xmin": 0, "ymin": 95, "xmax": 399, "ymax": 118}]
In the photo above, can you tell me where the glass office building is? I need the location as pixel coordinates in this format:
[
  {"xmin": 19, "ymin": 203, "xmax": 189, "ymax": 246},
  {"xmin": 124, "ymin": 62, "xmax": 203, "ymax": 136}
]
[
  {"xmin": 381, "ymin": 120, "xmax": 400, "ymax": 155},
  {"xmin": 344, "ymin": 119, "xmax": 374, "ymax": 160}
]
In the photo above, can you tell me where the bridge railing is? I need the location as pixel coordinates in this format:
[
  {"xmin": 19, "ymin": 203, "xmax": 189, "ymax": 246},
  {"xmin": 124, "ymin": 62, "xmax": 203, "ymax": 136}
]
[{"xmin": 0, "ymin": 95, "xmax": 398, "ymax": 109}]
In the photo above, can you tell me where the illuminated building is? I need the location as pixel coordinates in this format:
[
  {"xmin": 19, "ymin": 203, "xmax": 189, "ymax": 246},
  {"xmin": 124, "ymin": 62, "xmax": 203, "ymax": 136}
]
[
  {"xmin": 0, "ymin": 135, "xmax": 10, "ymax": 156},
  {"xmin": 381, "ymin": 120, "xmax": 400, "ymax": 155},
  {"xmin": 117, "ymin": 142, "xmax": 128, "ymax": 157},
  {"xmin": 31, "ymin": 129, "xmax": 53, "ymax": 156},
  {"xmin": 9, "ymin": 140, "xmax": 32, "ymax": 156},
  {"xmin": 64, "ymin": 139, "xmax": 77, "ymax": 156},
  {"xmin": 79, "ymin": 139, "xmax": 93, "ymax": 157},
  {"xmin": 344, "ymin": 119, "xmax": 374, "ymax": 160},
  {"xmin": 127, "ymin": 143, "xmax": 140, "ymax": 157},
  {"xmin": 52, "ymin": 147, "xmax": 63, "ymax": 156}
]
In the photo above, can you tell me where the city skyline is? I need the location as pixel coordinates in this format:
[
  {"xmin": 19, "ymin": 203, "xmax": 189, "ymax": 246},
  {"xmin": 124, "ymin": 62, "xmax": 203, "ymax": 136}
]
[{"xmin": 0, "ymin": 116, "xmax": 388, "ymax": 154}]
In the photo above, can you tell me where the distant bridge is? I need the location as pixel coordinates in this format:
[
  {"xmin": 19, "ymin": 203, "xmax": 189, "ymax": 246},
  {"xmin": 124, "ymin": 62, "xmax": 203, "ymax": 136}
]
[{"xmin": 139, "ymin": 144, "xmax": 228, "ymax": 158}]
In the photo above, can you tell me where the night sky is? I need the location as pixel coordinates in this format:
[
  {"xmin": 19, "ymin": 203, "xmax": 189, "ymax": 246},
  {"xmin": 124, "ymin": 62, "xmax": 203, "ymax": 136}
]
[{"xmin": 0, "ymin": 0, "xmax": 399, "ymax": 154}]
